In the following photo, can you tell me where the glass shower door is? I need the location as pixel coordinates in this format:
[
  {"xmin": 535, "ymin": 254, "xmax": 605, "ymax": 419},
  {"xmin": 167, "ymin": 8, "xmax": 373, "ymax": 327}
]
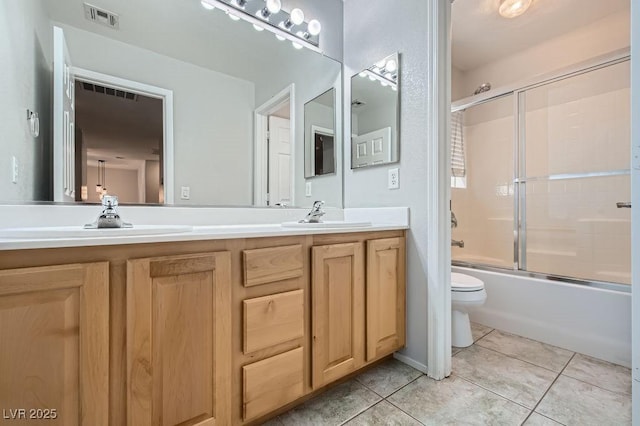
[{"xmin": 519, "ymin": 60, "xmax": 631, "ymax": 284}]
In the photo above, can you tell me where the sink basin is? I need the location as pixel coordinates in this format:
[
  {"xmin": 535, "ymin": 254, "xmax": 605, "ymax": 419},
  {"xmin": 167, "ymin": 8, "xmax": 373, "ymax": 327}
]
[
  {"xmin": 281, "ymin": 221, "xmax": 372, "ymax": 229},
  {"xmin": 0, "ymin": 225, "xmax": 194, "ymax": 239}
]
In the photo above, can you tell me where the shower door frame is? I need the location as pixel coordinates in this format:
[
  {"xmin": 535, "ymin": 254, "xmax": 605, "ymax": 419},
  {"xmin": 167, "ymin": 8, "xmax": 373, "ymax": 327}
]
[{"xmin": 451, "ymin": 48, "xmax": 631, "ymax": 292}]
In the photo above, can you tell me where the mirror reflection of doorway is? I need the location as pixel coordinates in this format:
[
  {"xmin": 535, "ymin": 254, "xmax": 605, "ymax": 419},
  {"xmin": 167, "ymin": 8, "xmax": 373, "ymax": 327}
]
[
  {"xmin": 74, "ymin": 79, "xmax": 163, "ymax": 204},
  {"xmin": 267, "ymin": 102, "xmax": 291, "ymax": 206}
]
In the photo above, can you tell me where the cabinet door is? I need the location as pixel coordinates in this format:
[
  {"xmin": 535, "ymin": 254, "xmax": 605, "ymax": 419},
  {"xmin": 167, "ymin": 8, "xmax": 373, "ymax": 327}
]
[
  {"xmin": 366, "ymin": 237, "xmax": 406, "ymax": 361},
  {"xmin": 127, "ymin": 252, "xmax": 231, "ymax": 426},
  {"xmin": 311, "ymin": 243, "xmax": 364, "ymax": 388},
  {"xmin": 0, "ymin": 262, "xmax": 109, "ymax": 426}
]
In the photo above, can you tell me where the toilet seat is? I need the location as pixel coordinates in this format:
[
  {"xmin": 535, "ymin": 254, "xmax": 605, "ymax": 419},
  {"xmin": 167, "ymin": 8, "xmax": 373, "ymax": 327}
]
[{"xmin": 451, "ymin": 272, "xmax": 484, "ymax": 292}]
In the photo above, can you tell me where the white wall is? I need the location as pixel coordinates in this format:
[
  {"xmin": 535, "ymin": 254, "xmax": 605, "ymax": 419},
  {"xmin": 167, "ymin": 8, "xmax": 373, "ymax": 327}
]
[
  {"xmin": 630, "ymin": 0, "xmax": 639, "ymax": 418},
  {"xmin": 455, "ymin": 11, "xmax": 630, "ymax": 100},
  {"xmin": 344, "ymin": 0, "xmax": 431, "ymax": 370},
  {"xmin": 0, "ymin": 0, "xmax": 52, "ymax": 201},
  {"xmin": 254, "ymin": 55, "xmax": 343, "ymax": 208},
  {"xmin": 57, "ymin": 24, "xmax": 255, "ymax": 206},
  {"xmin": 87, "ymin": 165, "xmax": 140, "ymax": 204}
]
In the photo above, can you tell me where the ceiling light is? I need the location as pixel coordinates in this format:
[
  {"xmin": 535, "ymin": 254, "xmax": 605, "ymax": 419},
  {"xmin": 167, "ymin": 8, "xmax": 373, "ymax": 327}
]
[
  {"xmin": 307, "ymin": 19, "xmax": 321, "ymax": 36},
  {"xmin": 200, "ymin": 0, "xmax": 215, "ymax": 10},
  {"xmin": 498, "ymin": 0, "xmax": 532, "ymax": 18}
]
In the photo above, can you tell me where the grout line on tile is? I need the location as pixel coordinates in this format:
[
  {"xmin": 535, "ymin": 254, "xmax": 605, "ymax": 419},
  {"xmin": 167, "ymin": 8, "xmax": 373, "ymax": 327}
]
[
  {"xmin": 524, "ymin": 352, "xmax": 576, "ymax": 425},
  {"xmin": 469, "ymin": 341, "xmax": 568, "ymax": 375},
  {"xmin": 384, "ymin": 374, "xmax": 425, "ymax": 400},
  {"xmin": 473, "ymin": 326, "xmax": 495, "ymax": 343},
  {"xmin": 454, "ymin": 374, "xmax": 532, "ymax": 411},
  {"xmin": 338, "ymin": 398, "xmax": 387, "ymax": 426},
  {"xmin": 558, "ymin": 371, "xmax": 633, "ymax": 397},
  {"xmin": 383, "ymin": 395, "xmax": 428, "ymax": 425}
]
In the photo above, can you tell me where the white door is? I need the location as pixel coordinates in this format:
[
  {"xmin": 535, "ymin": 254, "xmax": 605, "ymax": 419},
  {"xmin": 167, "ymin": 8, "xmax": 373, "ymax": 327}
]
[
  {"xmin": 268, "ymin": 116, "xmax": 292, "ymax": 205},
  {"xmin": 53, "ymin": 26, "xmax": 75, "ymax": 202},
  {"xmin": 351, "ymin": 127, "xmax": 392, "ymax": 168}
]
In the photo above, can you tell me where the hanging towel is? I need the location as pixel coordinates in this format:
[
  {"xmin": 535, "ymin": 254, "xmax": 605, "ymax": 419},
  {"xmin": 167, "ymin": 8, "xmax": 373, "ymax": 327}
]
[{"xmin": 451, "ymin": 111, "xmax": 466, "ymax": 178}]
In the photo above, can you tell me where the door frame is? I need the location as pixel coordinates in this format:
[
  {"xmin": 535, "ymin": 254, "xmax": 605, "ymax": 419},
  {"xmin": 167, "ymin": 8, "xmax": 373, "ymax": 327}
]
[
  {"xmin": 71, "ymin": 67, "xmax": 175, "ymax": 204},
  {"xmin": 631, "ymin": 1, "xmax": 639, "ymax": 419},
  {"xmin": 253, "ymin": 84, "xmax": 295, "ymax": 206}
]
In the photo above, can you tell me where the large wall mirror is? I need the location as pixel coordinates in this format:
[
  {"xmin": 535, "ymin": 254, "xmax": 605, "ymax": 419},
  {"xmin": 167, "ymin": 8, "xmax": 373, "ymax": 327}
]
[
  {"xmin": 1, "ymin": 0, "xmax": 342, "ymax": 207},
  {"xmin": 351, "ymin": 52, "xmax": 399, "ymax": 169},
  {"xmin": 304, "ymin": 88, "xmax": 336, "ymax": 178}
]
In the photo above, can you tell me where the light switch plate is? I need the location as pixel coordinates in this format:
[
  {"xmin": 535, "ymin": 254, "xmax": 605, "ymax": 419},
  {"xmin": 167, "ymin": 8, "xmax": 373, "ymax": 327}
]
[
  {"xmin": 180, "ymin": 186, "xmax": 190, "ymax": 200},
  {"xmin": 388, "ymin": 168, "xmax": 399, "ymax": 189},
  {"xmin": 11, "ymin": 156, "xmax": 18, "ymax": 184},
  {"xmin": 305, "ymin": 181, "xmax": 312, "ymax": 197}
]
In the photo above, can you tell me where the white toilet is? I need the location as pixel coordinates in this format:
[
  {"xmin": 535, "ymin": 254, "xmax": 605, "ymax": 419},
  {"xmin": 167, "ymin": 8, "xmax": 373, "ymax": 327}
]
[{"xmin": 451, "ymin": 272, "xmax": 487, "ymax": 348}]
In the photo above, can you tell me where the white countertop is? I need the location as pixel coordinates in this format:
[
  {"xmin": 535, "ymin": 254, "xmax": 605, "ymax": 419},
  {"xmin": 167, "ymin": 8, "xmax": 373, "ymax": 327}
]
[{"xmin": 0, "ymin": 206, "xmax": 409, "ymax": 251}]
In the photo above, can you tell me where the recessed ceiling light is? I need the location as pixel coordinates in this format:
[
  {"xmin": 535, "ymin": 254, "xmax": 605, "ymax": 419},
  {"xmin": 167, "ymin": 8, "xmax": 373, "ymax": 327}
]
[{"xmin": 498, "ymin": 0, "xmax": 532, "ymax": 19}]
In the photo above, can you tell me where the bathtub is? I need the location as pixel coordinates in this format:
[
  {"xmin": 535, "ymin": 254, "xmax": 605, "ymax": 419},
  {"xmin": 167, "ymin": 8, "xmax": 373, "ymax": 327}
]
[{"xmin": 453, "ymin": 266, "xmax": 632, "ymax": 367}]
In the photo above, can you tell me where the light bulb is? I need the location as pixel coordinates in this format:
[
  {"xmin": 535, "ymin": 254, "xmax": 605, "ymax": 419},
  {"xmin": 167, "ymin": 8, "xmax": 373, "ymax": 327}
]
[
  {"xmin": 380, "ymin": 80, "xmax": 388, "ymax": 87},
  {"xmin": 266, "ymin": 0, "xmax": 281, "ymax": 14},
  {"xmin": 234, "ymin": 0, "xmax": 247, "ymax": 8},
  {"xmin": 391, "ymin": 85, "xmax": 398, "ymax": 91},
  {"xmin": 227, "ymin": 12, "xmax": 241, "ymax": 20},
  {"xmin": 307, "ymin": 19, "xmax": 321, "ymax": 36},
  {"xmin": 384, "ymin": 72, "xmax": 393, "ymax": 80},
  {"xmin": 200, "ymin": 0, "xmax": 215, "ymax": 10},
  {"xmin": 375, "ymin": 59, "xmax": 386, "ymax": 69},
  {"xmin": 292, "ymin": 41, "xmax": 303, "ymax": 50},
  {"xmin": 372, "ymin": 66, "xmax": 380, "ymax": 74},
  {"xmin": 385, "ymin": 59, "xmax": 397, "ymax": 72},
  {"xmin": 368, "ymin": 75, "xmax": 375, "ymax": 81},
  {"xmin": 498, "ymin": 0, "xmax": 532, "ymax": 18},
  {"xmin": 290, "ymin": 8, "xmax": 304, "ymax": 25},
  {"xmin": 275, "ymin": 34, "xmax": 286, "ymax": 41},
  {"xmin": 253, "ymin": 23, "xmax": 264, "ymax": 31},
  {"xmin": 359, "ymin": 71, "xmax": 367, "ymax": 78}
]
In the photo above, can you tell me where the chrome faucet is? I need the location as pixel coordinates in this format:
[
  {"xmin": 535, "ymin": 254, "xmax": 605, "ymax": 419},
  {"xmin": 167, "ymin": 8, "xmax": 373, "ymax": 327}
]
[
  {"xmin": 450, "ymin": 210, "xmax": 464, "ymax": 247},
  {"xmin": 84, "ymin": 195, "xmax": 133, "ymax": 229},
  {"xmin": 300, "ymin": 200, "xmax": 325, "ymax": 223}
]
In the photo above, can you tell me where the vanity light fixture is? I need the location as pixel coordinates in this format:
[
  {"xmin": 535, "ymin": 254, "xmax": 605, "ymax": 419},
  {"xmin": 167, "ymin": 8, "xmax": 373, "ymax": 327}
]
[
  {"xmin": 498, "ymin": 0, "xmax": 532, "ymax": 18},
  {"xmin": 200, "ymin": 0, "xmax": 321, "ymax": 51},
  {"xmin": 281, "ymin": 8, "xmax": 304, "ymax": 30}
]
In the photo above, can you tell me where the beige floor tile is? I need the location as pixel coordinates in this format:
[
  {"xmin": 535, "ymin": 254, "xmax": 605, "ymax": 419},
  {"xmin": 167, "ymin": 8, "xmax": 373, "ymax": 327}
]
[
  {"xmin": 535, "ymin": 375, "xmax": 631, "ymax": 425},
  {"xmin": 354, "ymin": 359, "xmax": 423, "ymax": 397},
  {"xmin": 475, "ymin": 330, "xmax": 574, "ymax": 372},
  {"xmin": 453, "ymin": 345, "xmax": 557, "ymax": 408},
  {"xmin": 471, "ymin": 322, "xmax": 494, "ymax": 342},
  {"xmin": 387, "ymin": 375, "xmax": 530, "ymax": 426},
  {"xmin": 562, "ymin": 353, "xmax": 632, "ymax": 395},
  {"xmin": 275, "ymin": 379, "xmax": 381, "ymax": 425},
  {"xmin": 343, "ymin": 400, "xmax": 423, "ymax": 426},
  {"xmin": 522, "ymin": 412, "xmax": 563, "ymax": 425},
  {"xmin": 452, "ymin": 346, "xmax": 463, "ymax": 356}
]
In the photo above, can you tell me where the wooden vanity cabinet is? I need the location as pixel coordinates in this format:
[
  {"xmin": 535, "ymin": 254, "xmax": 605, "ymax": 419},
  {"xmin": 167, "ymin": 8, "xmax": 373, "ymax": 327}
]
[
  {"xmin": 126, "ymin": 252, "xmax": 232, "ymax": 426},
  {"xmin": 0, "ymin": 262, "xmax": 109, "ymax": 426},
  {"xmin": 310, "ymin": 233, "xmax": 406, "ymax": 389}
]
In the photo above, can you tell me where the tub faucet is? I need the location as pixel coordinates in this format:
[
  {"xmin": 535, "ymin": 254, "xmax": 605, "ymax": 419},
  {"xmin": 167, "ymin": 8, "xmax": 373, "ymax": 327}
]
[
  {"xmin": 84, "ymin": 195, "xmax": 133, "ymax": 229},
  {"xmin": 451, "ymin": 239, "xmax": 465, "ymax": 248},
  {"xmin": 300, "ymin": 200, "xmax": 325, "ymax": 223}
]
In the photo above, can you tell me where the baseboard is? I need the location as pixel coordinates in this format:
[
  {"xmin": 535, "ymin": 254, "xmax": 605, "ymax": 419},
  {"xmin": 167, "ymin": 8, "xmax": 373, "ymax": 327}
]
[{"xmin": 393, "ymin": 352, "xmax": 428, "ymax": 374}]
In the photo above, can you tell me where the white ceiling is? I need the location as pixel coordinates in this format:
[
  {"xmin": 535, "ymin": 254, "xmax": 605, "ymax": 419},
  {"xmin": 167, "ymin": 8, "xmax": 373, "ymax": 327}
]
[{"xmin": 452, "ymin": 0, "xmax": 630, "ymax": 71}]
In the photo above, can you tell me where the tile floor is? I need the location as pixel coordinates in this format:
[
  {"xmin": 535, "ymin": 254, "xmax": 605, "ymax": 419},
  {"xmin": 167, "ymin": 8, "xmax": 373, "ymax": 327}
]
[{"xmin": 265, "ymin": 323, "xmax": 632, "ymax": 425}]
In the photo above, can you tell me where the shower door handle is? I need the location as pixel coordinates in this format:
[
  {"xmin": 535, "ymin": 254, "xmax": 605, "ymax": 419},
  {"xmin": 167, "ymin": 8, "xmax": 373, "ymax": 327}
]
[{"xmin": 616, "ymin": 202, "xmax": 631, "ymax": 208}]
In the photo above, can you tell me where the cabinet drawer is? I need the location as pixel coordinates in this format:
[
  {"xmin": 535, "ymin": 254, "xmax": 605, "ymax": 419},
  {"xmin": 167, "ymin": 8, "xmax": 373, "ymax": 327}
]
[
  {"xmin": 243, "ymin": 347, "xmax": 304, "ymax": 421},
  {"xmin": 244, "ymin": 289, "xmax": 304, "ymax": 354},
  {"xmin": 243, "ymin": 244, "xmax": 303, "ymax": 287}
]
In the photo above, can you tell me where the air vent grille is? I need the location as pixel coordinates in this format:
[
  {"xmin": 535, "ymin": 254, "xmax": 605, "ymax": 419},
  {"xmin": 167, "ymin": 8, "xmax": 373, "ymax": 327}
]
[
  {"xmin": 81, "ymin": 82, "xmax": 138, "ymax": 101},
  {"xmin": 351, "ymin": 99, "xmax": 366, "ymax": 108},
  {"xmin": 83, "ymin": 3, "xmax": 119, "ymax": 29}
]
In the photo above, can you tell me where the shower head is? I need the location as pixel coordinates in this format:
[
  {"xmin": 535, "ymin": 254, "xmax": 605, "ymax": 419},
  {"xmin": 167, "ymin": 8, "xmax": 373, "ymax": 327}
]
[{"xmin": 473, "ymin": 82, "xmax": 491, "ymax": 95}]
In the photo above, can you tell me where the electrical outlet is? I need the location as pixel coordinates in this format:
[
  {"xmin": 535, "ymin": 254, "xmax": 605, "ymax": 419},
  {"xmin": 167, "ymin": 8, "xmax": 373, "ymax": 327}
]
[
  {"xmin": 388, "ymin": 168, "xmax": 399, "ymax": 189},
  {"xmin": 180, "ymin": 186, "xmax": 190, "ymax": 200},
  {"xmin": 305, "ymin": 181, "xmax": 312, "ymax": 197},
  {"xmin": 11, "ymin": 156, "xmax": 18, "ymax": 184}
]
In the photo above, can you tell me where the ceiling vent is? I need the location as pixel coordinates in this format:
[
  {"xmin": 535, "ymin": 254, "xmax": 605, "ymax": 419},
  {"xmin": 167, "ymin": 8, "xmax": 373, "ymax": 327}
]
[
  {"xmin": 83, "ymin": 3, "xmax": 119, "ymax": 29},
  {"xmin": 351, "ymin": 99, "xmax": 366, "ymax": 108},
  {"xmin": 81, "ymin": 82, "xmax": 138, "ymax": 101}
]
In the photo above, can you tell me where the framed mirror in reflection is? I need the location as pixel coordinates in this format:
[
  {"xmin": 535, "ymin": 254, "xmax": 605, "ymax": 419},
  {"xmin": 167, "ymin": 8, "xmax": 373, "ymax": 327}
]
[
  {"xmin": 304, "ymin": 88, "xmax": 336, "ymax": 178},
  {"xmin": 350, "ymin": 52, "xmax": 399, "ymax": 169},
  {"xmin": 2, "ymin": 0, "xmax": 342, "ymax": 208}
]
